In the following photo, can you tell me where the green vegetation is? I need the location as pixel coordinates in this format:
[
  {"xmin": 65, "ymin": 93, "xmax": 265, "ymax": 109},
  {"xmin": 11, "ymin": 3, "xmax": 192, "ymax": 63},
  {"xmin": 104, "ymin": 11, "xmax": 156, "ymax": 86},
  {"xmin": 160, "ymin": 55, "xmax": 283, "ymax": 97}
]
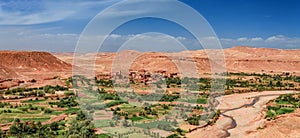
[
  {"xmin": 181, "ymin": 72, "xmax": 300, "ymax": 93},
  {"xmin": 1, "ymin": 73, "xmax": 299, "ymax": 137},
  {"xmin": 266, "ymin": 94, "xmax": 300, "ymax": 120},
  {"xmin": 0, "ymin": 84, "xmax": 96, "ymax": 137},
  {"xmin": 166, "ymin": 77, "xmax": 181, "ymax": 88},
  {"xmin": 139, "ymin": 93, "xmax": 180, "ymax": 102},
  {"xmin": 65, "ymin": 111, "xmax": 97, "ymax": 138},
  {"xmin": 63, "ymin": 107, "xmax": 81, "ymax": 114},
  {"xmin": 3, "ymin": 118, "xmax": 65, "ymax": 138},
  {"xmin": 186, "ymin": 114, "xmax": 201, "ymax": 125},
  {"xmin": 294, "ymin": 77, "xmax": 300, "ymax": 83},
  {"xmin": 105, "ymin": 100, "xmax": 128, "ymax": 107},
  {"xmin": 95, "ymin": 79, "xmax": 114, "ymax": 87},
  {"xmin": 166, "ymin": 134, "xmax": 180, "ymax": 138},
  {"xmin": 98, "ymin": 92, "xmax": 121, "ymax": 100},
  {"xmin": 1, "ymin": 85, "xmax": 68, "ymax": 97},
  {"xmin": 110, "ymin": 103, "xmax": 176, "ymax": 124},
  {"xmin": 97, "ymin": 133, "xmax": 112, "ymax": 138},
  {"xmin": 0, "ymin": 110, "xmax": 96, "ymax": 138},
  {"xmin": 49, "ymin": 97, "xmax": 78, "ymax": 108},
  {"xmin": 186, "ymin": 110, "xmax": 220, "ymax": 126}
]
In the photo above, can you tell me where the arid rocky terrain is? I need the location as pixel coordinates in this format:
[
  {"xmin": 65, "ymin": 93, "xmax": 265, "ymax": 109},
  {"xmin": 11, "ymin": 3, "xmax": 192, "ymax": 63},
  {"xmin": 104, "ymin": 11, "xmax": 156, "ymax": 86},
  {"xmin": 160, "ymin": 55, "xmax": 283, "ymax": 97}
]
[
  {"xmin": 0, "ymin": 51, "xmax": 72, "ymax": 89},
  {"xmin": 253, "ymin": 108, "xmax": 300, "ymax": 138},
  {"xmin": 55, "ymin": 46, "xmax": 300, "ymax": 76},
  {"xmin": 0, "ymin": 51, "xmax": 71, "ymax": 79},
  {"xmin": 185, "ymin": 90, "xmax": 300, "ymax": 138},
  {"xmin": 2, "ymin": 46, "xmax": 300, "ymax": 83},
  {"xmin": 2, "ymin": 46, "xmax": 300, "ymax": 94}
]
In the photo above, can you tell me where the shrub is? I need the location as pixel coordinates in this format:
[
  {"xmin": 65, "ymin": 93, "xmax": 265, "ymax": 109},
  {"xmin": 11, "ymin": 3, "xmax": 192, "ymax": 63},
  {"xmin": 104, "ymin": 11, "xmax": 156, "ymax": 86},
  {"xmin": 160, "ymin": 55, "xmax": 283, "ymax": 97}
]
[{"xmin": 44, "ymin": 108, "xmax": 53, "ymax": 113}]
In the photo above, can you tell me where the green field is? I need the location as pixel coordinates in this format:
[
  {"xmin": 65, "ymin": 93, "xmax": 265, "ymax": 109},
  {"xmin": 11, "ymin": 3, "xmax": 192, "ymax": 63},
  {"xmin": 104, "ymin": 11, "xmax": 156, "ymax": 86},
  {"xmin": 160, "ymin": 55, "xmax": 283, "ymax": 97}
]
[{"xmin": 266, "ymin": 93, "xmax": 300, "ymax": 120}]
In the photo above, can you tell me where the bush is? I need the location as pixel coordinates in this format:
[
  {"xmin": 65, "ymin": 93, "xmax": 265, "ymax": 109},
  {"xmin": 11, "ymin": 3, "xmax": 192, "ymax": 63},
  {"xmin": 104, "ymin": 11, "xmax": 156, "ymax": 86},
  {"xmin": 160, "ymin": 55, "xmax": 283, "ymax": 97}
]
[
  {"xmin": 44, "ymin": 108, "xmax": 53, "ymax": 114},
  {"xmin": 64, "ymin": 91, "xmax": 75, "ymax": 97},
  {"xmin": 166, "ymin": 134, "xmax": 180, "ymax": 138}
]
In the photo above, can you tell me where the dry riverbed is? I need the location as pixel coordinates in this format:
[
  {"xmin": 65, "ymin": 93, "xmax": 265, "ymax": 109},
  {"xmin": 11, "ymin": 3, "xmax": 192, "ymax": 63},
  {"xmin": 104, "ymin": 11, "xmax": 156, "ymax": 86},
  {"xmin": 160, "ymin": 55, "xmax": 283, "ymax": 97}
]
[{"xmin": 186, "ymin": 91, "xmax": 299, "ymax": 138}]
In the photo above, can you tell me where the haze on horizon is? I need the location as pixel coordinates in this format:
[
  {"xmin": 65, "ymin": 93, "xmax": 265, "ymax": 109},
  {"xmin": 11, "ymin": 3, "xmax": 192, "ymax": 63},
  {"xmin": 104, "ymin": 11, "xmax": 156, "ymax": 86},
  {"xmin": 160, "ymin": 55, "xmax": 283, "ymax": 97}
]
[{"xmin": 0, "ymin": 0, "xmax": 299, "ymax": 52}]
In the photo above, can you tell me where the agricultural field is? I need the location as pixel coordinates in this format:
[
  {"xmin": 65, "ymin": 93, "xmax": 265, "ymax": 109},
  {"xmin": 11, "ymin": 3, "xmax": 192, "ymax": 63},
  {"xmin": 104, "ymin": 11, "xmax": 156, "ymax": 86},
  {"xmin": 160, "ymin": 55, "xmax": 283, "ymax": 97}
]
[
  {"xmin": 0, "ymin": 85, "xmax": 95, "ymax": 138},
  {"xmin": 266, "ymin": 93, "xmax": 300, "ymax": 120},
  {"xmin": 71, "ymin": 73, "xmax": 300, "ymax": 137},
  {"xmin": 0, "ymin": 72, "xmax": 299, "ymax": 138}
]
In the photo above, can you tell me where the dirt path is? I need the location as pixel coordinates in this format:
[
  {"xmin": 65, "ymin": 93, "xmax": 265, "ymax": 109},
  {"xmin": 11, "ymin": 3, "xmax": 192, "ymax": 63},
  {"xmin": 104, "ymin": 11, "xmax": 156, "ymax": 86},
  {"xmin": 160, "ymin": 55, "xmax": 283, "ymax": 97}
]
[{"xmin": 42, "ymin": 114, "xmax": 67, "ymax": 125}]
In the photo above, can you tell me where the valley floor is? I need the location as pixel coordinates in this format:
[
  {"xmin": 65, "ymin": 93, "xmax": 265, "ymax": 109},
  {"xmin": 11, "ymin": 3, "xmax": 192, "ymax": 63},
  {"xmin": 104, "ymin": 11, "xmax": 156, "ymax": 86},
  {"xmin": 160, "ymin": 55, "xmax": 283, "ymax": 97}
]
[{"xmin": 186, "ymin": 90, "xmax": 300, "ymax": 138}]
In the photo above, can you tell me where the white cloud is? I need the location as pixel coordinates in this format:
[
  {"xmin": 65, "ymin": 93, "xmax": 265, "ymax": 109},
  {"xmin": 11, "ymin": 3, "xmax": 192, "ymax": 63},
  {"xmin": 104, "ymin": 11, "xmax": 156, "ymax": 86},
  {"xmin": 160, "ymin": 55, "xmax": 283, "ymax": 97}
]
[
  {"xmin": 237, "ymin": 37, "xmax": 248, "ymax": 41},
  {"xmin": 0, "ymin": 27, "xmax": 184, "ymax": 52},
  {"xmin": 0, "ymin": 28, "xmax": 79, "ymax": 52},
  {"xmin": 0, "ymin": 0, "xmax": 119, "ymax": 25},
  {"xmin": 97, "ymin": 0, "xmax": 174, "ymax": 19},
  {"xmin": 109, "ymin": 34, "xmax": 122, "ymax": 39},
  {"xmin": 0, "ymin": 9, "xmax": 75, "ymax": 25},
  {"xmin": 78, "ymin": 33, "xmax": 192, "ymax": 52},
  {"xmin": 220, "ymin": 35, "xmax": 300, "ymax": 49},
  {"xmin": 251, "ymin": 37, "xmax": 263, "ymax": 41},
  {"xmin": 0, "ymin": 0, "xmax": 178, "ymax": 25},
  {"xmin": 0, "ymin": 27, "xmax": 299, "ymax": 52},
  {"xmin": 266, "ymin": 35, "xmax": 286, "ymax": 42},
  {"xmin": 176, "ymin": 36, "xmax": 186, "ymax": 41}
]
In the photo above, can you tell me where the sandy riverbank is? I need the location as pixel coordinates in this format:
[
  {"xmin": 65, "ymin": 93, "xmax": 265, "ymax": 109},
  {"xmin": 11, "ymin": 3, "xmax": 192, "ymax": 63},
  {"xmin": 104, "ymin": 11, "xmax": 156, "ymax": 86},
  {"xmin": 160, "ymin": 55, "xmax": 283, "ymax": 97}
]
[{"xmin": 186, "ymin": 91, "xmax": 299, "ymax": 138}]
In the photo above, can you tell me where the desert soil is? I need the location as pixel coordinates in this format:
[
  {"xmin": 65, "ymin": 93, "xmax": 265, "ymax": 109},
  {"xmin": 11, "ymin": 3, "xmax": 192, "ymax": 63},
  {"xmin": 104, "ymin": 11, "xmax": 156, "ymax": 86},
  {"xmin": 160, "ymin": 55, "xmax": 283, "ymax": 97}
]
[
  {"xmin": 55, "ymin": 46, "xmax": 300, "ymax": 75},
  {"xmin": 186, "ymin": 91, "xmax": 300, "ymax": 138}
]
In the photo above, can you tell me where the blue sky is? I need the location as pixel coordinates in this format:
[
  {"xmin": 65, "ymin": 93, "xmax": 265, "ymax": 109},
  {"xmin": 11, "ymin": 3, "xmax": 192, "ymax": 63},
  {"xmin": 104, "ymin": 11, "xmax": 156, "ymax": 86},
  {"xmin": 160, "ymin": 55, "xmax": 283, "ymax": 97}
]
[{"xmin": 0, "ymin": 0, "xmax": 299, "ymax": 52}]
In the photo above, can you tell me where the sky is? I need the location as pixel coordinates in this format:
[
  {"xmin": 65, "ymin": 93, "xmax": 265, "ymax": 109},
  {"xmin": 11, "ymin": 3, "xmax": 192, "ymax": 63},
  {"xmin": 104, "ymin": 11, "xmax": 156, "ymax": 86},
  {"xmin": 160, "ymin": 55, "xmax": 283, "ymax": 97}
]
[{"xmin": 0, "ymin": 0, "xmax": 299, "ymax": 52}]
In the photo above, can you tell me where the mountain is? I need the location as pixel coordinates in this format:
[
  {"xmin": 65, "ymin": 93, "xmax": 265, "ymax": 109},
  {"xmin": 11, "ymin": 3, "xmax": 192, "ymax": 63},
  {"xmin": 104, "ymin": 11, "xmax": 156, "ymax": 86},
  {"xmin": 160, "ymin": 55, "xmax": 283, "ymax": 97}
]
[
  {"xmin": 224, "ymin": 46, "xmax": 300, "ymax": 73},
  {"xmin": 55, "ymin": 46, "xmax": 300, "ymax": 75},
  {"xmin": 0, "ymin": 65, "xmax": 17, "ymax": 80},
  {"xmin": 0, "ymin": 51, "xmax": 72, "ymax": 80}
]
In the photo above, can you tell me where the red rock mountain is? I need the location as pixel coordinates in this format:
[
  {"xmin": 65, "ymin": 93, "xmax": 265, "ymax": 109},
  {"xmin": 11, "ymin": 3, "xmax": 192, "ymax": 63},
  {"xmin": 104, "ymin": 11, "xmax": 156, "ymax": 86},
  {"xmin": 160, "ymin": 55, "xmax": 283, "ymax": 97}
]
[
  {"xmin": 1, "ymin": 46, "xmax": 299, "ymax": 80},
  {"xmin": 0, "ymin": 51, "xmax": 72, "ymax": 80},
  {"xmin": 0, "ymin": 65, "xmax": 18, "ymax": 80},
  {"xmin": 55, "ymin": 46, "xmax": 300, "ymax": 75}
]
